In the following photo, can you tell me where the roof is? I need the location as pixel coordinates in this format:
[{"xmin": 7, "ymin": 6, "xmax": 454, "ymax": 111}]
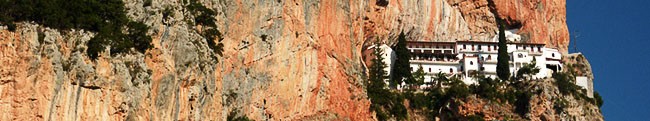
[
  {"xmin": 406, "ymin": 41, "xmax": 456, "ymax": 44},
  {"xmin": 456, "ymin": 40, "xmax": 545, "ymax": 45}
]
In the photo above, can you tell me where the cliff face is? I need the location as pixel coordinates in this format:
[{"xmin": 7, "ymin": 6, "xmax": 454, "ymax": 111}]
[
  {"xmin": 0, "ymin": 0, "xmax": 573, "ymax": 120},
  {"xmin": 364, "ymin": 0, "xmax": 569, "ymax": 52}
]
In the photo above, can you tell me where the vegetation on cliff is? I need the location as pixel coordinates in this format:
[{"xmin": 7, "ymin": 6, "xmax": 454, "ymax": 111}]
[
  {"xmin": 367, "ymin": 42, "xmax": 408, "ymax": 121},
  {"xmin": 0, "ymin": 0, "xmax": 225, "ymax": 61},
  {"xmin": 0, "ymin": 0, "xmax": 152, "ymax": 60},
  {"xmin": 367, "ymin": 40, "xmax": 602, "ymax": 120},
  {"xmin": 390, "ymin": 32, "xmax": 413, "ymax": 89},
  {"xmin": 496, "ymin": 20, "xmax": 511, "ymax": 80}
]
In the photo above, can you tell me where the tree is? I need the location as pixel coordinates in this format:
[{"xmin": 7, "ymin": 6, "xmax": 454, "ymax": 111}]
[
  {"xmin": 432, "ymin": 72, "xmax": 449, "ymax": 89},
  {"xmin": 412, "ymin": 65, "xmax": 426, "ymax": 88},
  {"xmin": 593, "ymin": 91, "xmax": 604, "ymax": 108},
  {"xmin": 496, "ymin": 20, "xmax": 511, "ymax": 80},
  {"xmin": 516, "ymin": 58, "xmax": 540, "ymax": 81},
  {"xmin": 369, "ymin": 42, "xmax": 389, "ymax": 90},
  {"xmin": 367, "ymin": 42, "xmax": 407, "ymax": 120},
  {"xmin": 391, "ymin": 31, "xmax": 413, "ymax": 89}
]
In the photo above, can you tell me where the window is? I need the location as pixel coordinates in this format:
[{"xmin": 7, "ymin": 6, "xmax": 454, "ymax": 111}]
[
  {"xmin": 518, "ymin": 53, "xmax": 524, "ymax": 58},
  {"xmin": 552, "ymin": 53, "xmax": 555, "ymax": 57},
  {"xmin": 463, "ymin": 44, "xmax": 466, "ymax": 49},
  {"xmin": 450, "ymin": 68, "xmax": 453, "ymax": 73},
  {"xmin": 487, "ymin": 55, "xmax": 492, "ymax": 60},
  {"xmin": 429, "ymin": 68, "xmax": 431, "ymax": 72},
  {"xmin": 488, "ymin": 46, "xmax": 491, "ymax": 51},
  {"xmin": 472, "ymin": 44, "xmax": 475, "ymax": 51},
  {"xmin": 470, "ymin": 61, "xmax": 474, "ymax": 65},
  {"xmin": 538, "ymin": 47, "xmax": 541, "ymax": 52}
]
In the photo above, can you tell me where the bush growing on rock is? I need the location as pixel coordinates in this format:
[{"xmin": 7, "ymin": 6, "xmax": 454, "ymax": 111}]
[{"xmin": 0, "ymin": 0, "xmax": 153, "ymax": 60}]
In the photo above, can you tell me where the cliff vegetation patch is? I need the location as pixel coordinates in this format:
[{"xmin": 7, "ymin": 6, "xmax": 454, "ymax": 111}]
[{"xmin": 0, "ymin": 0, "xmax": 152, "ymax": 60}]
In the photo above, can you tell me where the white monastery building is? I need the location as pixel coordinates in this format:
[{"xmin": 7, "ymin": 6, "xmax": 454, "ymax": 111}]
[{"xmin": 402, "ymin": 32, "xmax": 564, "ymax": 85}]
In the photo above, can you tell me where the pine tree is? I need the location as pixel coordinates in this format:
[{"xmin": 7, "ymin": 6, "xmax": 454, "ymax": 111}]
[
  {"xmin": 367, "ymin": 42, "xmax": 392, "ymax": 120},
  {"xmin": 390, "ymin": 31, "xmax": 413, "ymax": 89},
  {"xmin": 496, "ymin": 20, "xmax": 511, "ymax": 80},
  {"xmin": 369, "ymin": 42, "xmax": 389, "ymax": 89},
  {"xmin": 515, "ymin": 58, "xmax": 540, "ymax": 80},
  {"xmin": 412, "ymin": 65, "xmax": 426, "ymax": 87}
]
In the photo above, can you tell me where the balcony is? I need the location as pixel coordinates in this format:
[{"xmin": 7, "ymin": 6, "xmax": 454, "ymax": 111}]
[{"xmin": 410, "ymin": 60, "xmax": 459, "ymax": 65}]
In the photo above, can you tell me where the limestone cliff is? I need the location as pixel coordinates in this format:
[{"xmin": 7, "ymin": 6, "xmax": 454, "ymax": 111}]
[{"xmin": 1, "ymin": 0, "xmax": 576, "ymax": 120}]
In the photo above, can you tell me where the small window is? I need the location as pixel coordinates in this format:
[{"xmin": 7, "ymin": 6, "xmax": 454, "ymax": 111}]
[
  {"xmin": 552, "ymin": 53, "xmax": 555, "ymax": 57},
  {"xmin": 518, "ymin": 53, "xmax": 524, "ymax": 58},
  {"xmin": 470, "ymin": 61, "xmax": 474, "ymax": 65},
  {"xmin": 463, "ymin": 44, "xmax": 466, "ymax": 49},
  {"xmin": 429, "ymin": 68, "xmax": 431, "ymax": 72},
  {"xmin": 538, "ymin": 47, "xmax": 541, "ymax": 52},
  {"xmin": 488, "ymin": 55, "xmax": 492, "ymax": 60},
  {"xmin": 478, "ymin": 45, "xmax": 482, "ymax": 50},
  {"xmin": 450, "ymin": 68, "xmax": 453, "ymax": 73}
]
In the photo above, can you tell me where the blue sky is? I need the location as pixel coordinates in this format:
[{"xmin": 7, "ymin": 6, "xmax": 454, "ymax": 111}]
[{"xmin": 566, "ymin": 0, "xmax": 650, "ymax": 120}]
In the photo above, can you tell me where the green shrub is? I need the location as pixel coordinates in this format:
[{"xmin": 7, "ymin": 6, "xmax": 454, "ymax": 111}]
[
  {"xmin": 0, "ymin": 0, "xmax": 153, "ymax": 60},
  {"xmin": 227, "ymin": 109, "xmax": 253, "ymax": 121},
  {"xmin": 183, "ymin": 0, "xmax": 224, "ymax": 59},
  {"xmin": 553, "ymin": 72, "xmax": 580, "ymax": 95},
  {"xmin": 593, "ymin": 91, "xmax": 604, "ymax": 108},
  {"xmin": 514, "ymin": 91, "xmax": 531, "ymax": 117},
  {"xmin": 466, "ymin": 114, "xmax": 485, "ymax": 121}
]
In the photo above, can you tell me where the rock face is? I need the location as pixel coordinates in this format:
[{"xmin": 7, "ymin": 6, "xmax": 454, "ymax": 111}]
[
  {"xmin": 364, "ymin": 0, "xmax": 569, "ymax": 52},
  {"xmin": 0, "ymin": 0, "xmax": 572, "ymax": 120}
]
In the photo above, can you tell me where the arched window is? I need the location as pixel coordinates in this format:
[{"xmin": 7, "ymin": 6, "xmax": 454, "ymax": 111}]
[
  {"xmin": 470, "ymin": 61, "xmax": 474, "ymax": 65},
  {"xmin": 450, "ymin": 68, "xmax": 453, "ymax": 73},
  {"xmin": 552, "ymin": 53, "xmax": 555, "ymax": 57},
  {"xmin": 488, "ymin": 55, "xmax": 492, "ymax": 60}
]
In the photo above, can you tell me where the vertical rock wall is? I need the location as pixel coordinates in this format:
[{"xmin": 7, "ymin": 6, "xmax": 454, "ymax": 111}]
[{"xmin": 0, "ymin": 0, "xmax": 570, "ymax": 120}]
